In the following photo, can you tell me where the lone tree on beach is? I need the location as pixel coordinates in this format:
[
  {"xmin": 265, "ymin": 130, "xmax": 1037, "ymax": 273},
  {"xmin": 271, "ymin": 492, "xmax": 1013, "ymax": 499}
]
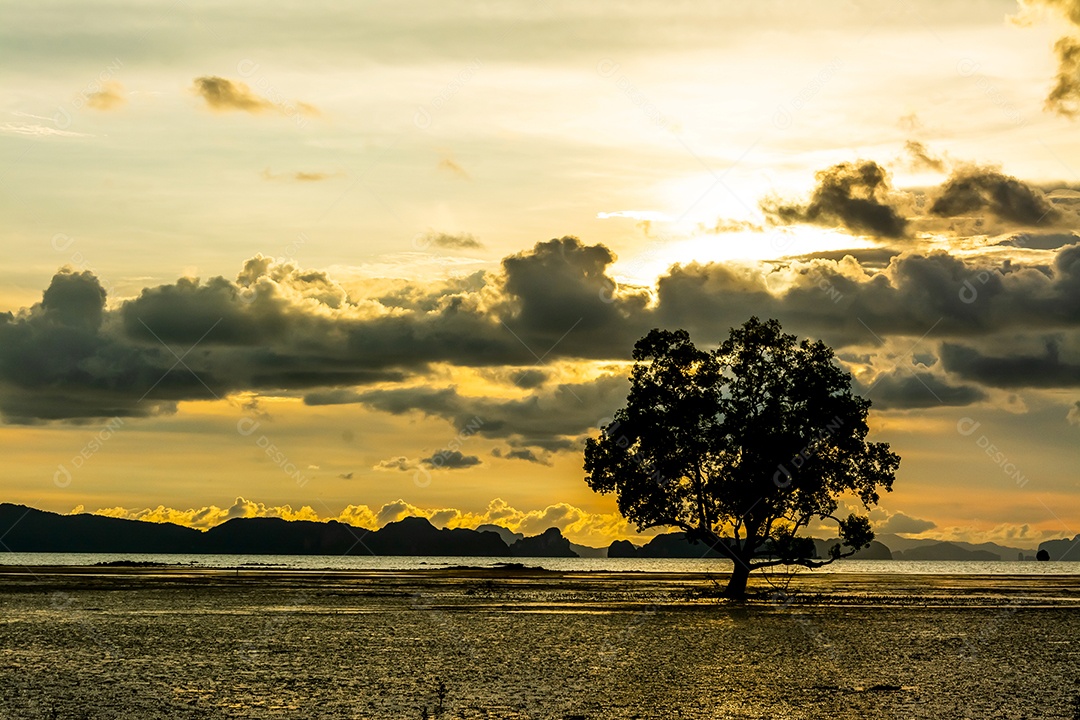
[{"xmin": 584, "ymin": 317, "xmax": 900, "ymax": 599}]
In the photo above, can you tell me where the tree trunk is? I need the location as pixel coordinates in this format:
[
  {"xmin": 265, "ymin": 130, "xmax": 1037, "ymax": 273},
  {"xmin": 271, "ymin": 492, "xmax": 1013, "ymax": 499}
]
[{"xmin": 723, "ymin": 557, "xmax": 752, "ymax": 599}]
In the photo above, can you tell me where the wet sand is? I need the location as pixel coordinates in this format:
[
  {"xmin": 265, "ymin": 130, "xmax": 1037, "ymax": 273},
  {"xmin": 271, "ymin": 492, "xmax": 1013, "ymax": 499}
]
[{"xmin": 1, "ymin": 566, "xmax": 1078, "ymax": 719}]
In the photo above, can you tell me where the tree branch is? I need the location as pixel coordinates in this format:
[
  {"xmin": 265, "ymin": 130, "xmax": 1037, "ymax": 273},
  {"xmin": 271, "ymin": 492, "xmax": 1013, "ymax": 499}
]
[{"xmin": 750, "ymin": 542, "xmax": 864, "ymax": 571}]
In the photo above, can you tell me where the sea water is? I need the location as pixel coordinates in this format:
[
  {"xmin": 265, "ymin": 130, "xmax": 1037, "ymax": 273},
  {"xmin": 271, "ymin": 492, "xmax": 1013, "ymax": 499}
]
[{"xmin": 1, "ymin": 552, "xmax": 1078, "ymax": 574}]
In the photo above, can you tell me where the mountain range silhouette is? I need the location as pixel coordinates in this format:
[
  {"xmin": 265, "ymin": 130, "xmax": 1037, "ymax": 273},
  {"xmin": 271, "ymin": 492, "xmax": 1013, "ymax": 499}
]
[{"xmin": 0, "ymin": 503, "xmax": 1075, "ymax": 560}]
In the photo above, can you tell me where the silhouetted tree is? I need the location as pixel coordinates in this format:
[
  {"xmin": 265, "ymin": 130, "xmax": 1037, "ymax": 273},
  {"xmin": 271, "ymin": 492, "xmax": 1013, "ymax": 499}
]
[{"xmin": 584, "ymin": 317, "xmax": 900, "ymax": 598}]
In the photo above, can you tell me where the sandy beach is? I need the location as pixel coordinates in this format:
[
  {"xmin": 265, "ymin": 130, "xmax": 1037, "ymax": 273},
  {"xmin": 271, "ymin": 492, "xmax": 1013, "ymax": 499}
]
[{"xmin": 1, "ymin": 566, "xmax": 1078, "ymax": 719}]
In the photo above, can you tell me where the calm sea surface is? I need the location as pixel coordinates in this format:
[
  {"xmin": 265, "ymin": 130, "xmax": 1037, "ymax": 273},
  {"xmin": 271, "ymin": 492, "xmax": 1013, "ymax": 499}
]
[{"xmin": 1, "ymin": 552, "xmax": 1078, "ymax": 574}]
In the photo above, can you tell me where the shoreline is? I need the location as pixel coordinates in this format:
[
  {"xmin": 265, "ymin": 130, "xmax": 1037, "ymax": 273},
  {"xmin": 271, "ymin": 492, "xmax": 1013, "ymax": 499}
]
[{"xmin": 2, "ymin": 564, "xmax": 1078, "ymax": 608}]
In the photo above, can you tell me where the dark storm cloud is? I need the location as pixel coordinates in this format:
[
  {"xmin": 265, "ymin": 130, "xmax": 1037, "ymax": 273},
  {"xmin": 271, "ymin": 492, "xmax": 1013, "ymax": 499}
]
[
  {"xmin": 657, "ymin": 243, "xmax": 1080, "ymax": 353},
  {"xmin": 0, "ymin": 262, "xmax": 409, "ymax": 422},
  {"xmin": 9, "ymin": 231, "xmax": 1080, "ymax": 423},
  {"xmin": 122, "ymin": 275, "xmax": 288, "ymax": 346},
  {"xmin": 770, "ymin": 157, "xmax": 1074, "ymax": 237},
  {"xmin": 492, "ymin": 447, "xmax": 551, "ymax": 465},
  {"xmin": 41, "ymin": 269, "xmax": 107, "ymax": 327},
  {"xmin": 940, "ymin": 339, "xmax": 1080, "ymax": 388},
  {"xmin": 929, "ymin": 167, "xmax": 1060, "ymax": 226},
  {"xmin": 0, "ymin": 270, "xmax": 184, "ymax": 421},
  {"xmin": 996, "ymin": 232, "xmax": 1080, "ymax": 250},
  {"xmin": 763, "ymin": 160, "xmax": 909, "ymax": 238},
  {"xmin": 421, "ymin": 450, "xmax": 481, "ymax": 469},
  {"xmin": 305, "ymin": 374, "xmax": 629, "ymax": 453},
  {"xmin": 504, "ymin": 368, "xmax": 549, "ymax": 389},
  {"xmin": 476, "ymin": 367, "xmax": 550, "ymax": 389},
  {"xmin": 498, "ymin": 236, "xmax": 649, "ymax": 353},
  {"xmin": 121, "ymin": 259, "xmax": 524, "ymax": 373},
  {"xmin": 856, "ymin": 368, "xmax": 987, "ymax": 410},
  {"xmin": 123, "ymin": 238, "xmax": 648, "ymax": 366}
]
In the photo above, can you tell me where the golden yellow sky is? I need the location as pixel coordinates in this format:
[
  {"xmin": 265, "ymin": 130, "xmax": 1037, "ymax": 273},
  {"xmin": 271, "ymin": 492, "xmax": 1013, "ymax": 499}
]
[{"xmin": 2, "ymin": 0, "xmax": 1080, "ymax": 548}]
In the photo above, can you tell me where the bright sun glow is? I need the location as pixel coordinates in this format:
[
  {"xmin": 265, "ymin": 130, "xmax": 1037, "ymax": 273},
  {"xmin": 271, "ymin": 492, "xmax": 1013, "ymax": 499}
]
[{"xmin": 607, "ymin": 226, "xmax": 880, "ymax": 287}]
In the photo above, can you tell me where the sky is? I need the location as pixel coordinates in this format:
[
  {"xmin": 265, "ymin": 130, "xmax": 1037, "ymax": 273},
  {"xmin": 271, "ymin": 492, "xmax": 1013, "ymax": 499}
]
[{"xmin": 2, "ymin": 0, "xmax": 1080, "ymax": 549}]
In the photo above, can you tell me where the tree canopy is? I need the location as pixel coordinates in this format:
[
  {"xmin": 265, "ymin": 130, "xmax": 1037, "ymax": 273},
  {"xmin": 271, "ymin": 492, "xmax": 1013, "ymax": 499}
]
[{"xmin": 584, "ymin": 317, "xmax": 900, "ymax": 598}]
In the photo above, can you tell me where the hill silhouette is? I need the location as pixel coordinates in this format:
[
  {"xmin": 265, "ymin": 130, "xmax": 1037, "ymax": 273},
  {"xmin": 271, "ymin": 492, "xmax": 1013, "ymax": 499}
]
[
  {"xmin": 1038, "ymin": 535, "xmax": 1080, "ymax": 561},
  {"xmin": 892, "ymin": 542, "xmax": 1000, "ymax": 561},
  {"xmin": 0, "ymin": 503, "xmax": 1063, "ymax": 561},
  {"xmin": 0, "ymin": 504, "xmax": 571, "ymax": 557},
  {"xmin": 0, "ymin": 503, "xmax": 202, "ymax": 553}
]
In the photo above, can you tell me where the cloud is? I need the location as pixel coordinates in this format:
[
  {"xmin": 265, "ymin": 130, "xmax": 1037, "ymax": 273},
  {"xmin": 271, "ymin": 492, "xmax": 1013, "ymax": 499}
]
[
  {"xmin": 873, "ymin": 509, "xmax": 937, "ymax": 535},
  {"xmin": 929, "ymin": 167, "xmax": 1060, "ymax": 226},
  {"xmin": 417, "ymin": 231, "xmax": 483, "ymax": 249},
  {"xmin": 82, "ymin": 495, "xmax": 1068, "ymax": 548},
  {"xmin": 192, "ymin": 76, "xmax": 319, "ymax": 117},
  {"xmin": 85, "ymin": 81, "xmax": 126, "ymax": 111},
  {"xmin": 940, "ymin": 336, "xmax": 1080, "ymax": 388},
  {"xmin": 492, "ymin": 446, "xmax": 552, "ymax": 465},
  {"xmin": 309, "ymin": 374, "xmax": 628, "ymax": 453},
  {"xmin": 514, "ymin": 503, "xmax": 584, "ymax": 535},
  {"xmin": 421, "ymin": 450, "xmax": 481, "ymax": 469},
  {"xmin": 897, "ymin": 112, "xmax": 922, "ymax": 132},
  {"xmin": 0, "ymin": 123, "xmax": 92, "ymax": 138},
  {"xmin": 857, "ymin": 367, "xmax": 987, "ymax": 409},
  {"xmin": 261, "ymin": 168, "xmax": 339, "ymax": 182},
  {"xmin": 437, "ymin": 153, "xmax": 470, "ymax": 179},
  {"xmin": 769, "ymin": 157, "xmax": 1070, "ymax": 237},
  {"xmin": 193, "ymin": 76, "xmax": 275, "ymax": 113},
  {"xmin": 479, "ymin": 367, "xmax": 550, "ymax": 389},
  {"xmin": 763, "ymin": 160, "xmax": 908, "ymax": 238},
  {"xmin": 498, "ymin": 236, "xmax": 649, "ymax": 352},
  {"xmin": 658, "ymin": 242, "xmax": 1080, "ymax": 352},
  {"xmin": 374, "ymin": 499, "xmax": 429, "ymax": 526},
  {"xmin": 1048, "ymin": 36, "xmax": 1080, "ymax": 116},
  {"xmin": 903, "ymin": 140, "xmax": 946, "ymax": 172},
  {"xmin": 337, "ymin": 504, "xmax": 379, "ymax": 528},
  {"xmin": 10, "ymin": 231, "xmax": 1080, "ymax": 424},
  {"xmin": 787, "ymin": 247, "xmax": 902, "ymax": 269},
  {"xmin": 84, "ymin": 496, "xmax": 654, "ymax": 545},
  {"xmin": 89, "ymin": 496, "xmax": 320, "ymax": 530},
  {"xmin": 0, "ymin": 269, "xmax": 180, "ymax": 421},
  {"xmin": 373, "ymin": 457, "xmax": 417, "ymax": 472},
  {"xmin": 996, "ymin": 232, "xmax": 1080, "ymax": 249},
  {"xmin": 1011, "ymin": 1, "xmax": 1080, "ymax": 115}
]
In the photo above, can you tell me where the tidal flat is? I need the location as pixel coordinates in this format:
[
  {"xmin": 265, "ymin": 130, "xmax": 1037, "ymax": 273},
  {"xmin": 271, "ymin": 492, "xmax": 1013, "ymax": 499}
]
[{"xmin": 0, "ymin": 566, "xmax": 1078, "ymax": 719}]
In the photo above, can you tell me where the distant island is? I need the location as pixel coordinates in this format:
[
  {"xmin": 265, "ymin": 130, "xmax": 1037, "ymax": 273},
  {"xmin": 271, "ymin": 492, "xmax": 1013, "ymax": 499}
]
[{"xmin": 1, "ymin": 503, "xmax": 1077, "ymax": 561}]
